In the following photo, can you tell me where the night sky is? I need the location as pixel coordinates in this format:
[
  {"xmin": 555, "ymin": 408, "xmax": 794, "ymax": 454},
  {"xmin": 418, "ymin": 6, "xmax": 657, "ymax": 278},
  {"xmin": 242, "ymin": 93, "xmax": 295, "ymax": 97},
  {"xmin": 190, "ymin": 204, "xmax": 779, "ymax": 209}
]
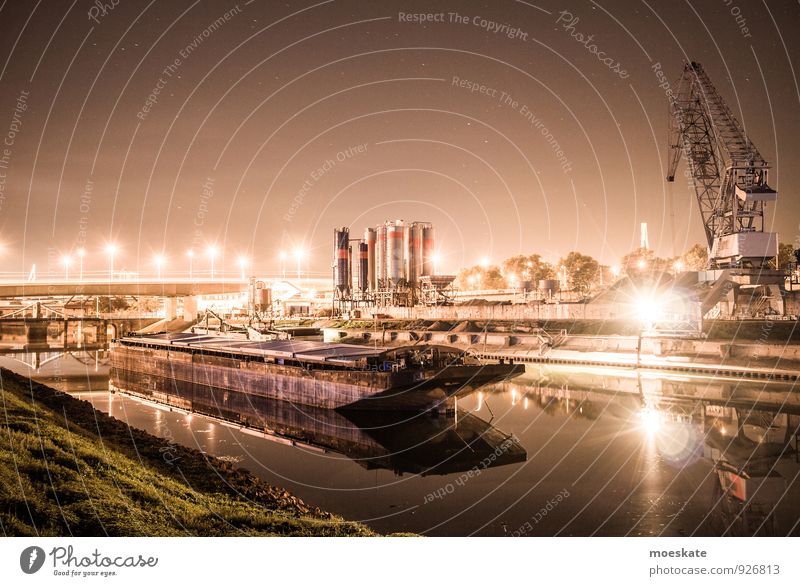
[{"xmin": 0, "ymin": 0, "xmax": 798, "ymax": 277}]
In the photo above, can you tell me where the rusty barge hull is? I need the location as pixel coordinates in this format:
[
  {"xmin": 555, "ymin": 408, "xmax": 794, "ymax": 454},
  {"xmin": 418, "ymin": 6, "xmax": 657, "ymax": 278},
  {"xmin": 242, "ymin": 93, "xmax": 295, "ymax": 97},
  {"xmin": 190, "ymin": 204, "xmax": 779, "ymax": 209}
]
[{"xmin": 110, "ymin": 333, "xmax": 522, "ymax": 411}]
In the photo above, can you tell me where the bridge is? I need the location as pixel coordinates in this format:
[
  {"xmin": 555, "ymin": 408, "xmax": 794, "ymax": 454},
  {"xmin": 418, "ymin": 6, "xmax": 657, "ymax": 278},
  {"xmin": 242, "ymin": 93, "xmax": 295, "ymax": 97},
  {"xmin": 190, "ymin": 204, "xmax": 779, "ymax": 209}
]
[
  {"xmin": 0, "ymin": 278, "xmax": 248, "ymax": 298},
  {"xmin": 0, "ymin": 277, "xmax": 331, "ymax": 325}
]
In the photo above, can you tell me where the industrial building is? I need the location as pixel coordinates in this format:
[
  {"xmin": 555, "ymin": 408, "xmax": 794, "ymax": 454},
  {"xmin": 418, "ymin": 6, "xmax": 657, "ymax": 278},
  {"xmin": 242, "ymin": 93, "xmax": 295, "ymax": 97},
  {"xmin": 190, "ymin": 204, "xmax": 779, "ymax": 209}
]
[{"xmin": 332, "ymin": 220, "xmax": 455, "ymax": 314}]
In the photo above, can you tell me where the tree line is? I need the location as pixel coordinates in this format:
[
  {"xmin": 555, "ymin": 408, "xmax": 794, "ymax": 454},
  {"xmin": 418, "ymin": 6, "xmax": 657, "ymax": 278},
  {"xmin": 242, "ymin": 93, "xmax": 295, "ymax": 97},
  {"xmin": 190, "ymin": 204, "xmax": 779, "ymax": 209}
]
[{"xmin": 454, "ymin": 242, "xmax": 798, "ymax": 297}]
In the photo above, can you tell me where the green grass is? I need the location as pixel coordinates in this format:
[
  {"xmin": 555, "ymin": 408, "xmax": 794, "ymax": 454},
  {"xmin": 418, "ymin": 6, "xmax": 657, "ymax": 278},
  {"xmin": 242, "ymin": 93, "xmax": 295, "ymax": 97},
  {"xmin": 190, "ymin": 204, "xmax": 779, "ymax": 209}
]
[{"xmin": 0, "ymin": 369, "xmax": 373, "ymax": 537}]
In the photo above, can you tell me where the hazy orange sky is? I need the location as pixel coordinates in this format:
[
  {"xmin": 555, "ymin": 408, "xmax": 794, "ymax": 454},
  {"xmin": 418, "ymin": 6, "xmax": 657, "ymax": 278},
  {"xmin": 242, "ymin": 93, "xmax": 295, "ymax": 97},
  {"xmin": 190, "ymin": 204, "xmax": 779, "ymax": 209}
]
[{"xmin": 0, "ymin": 0, "xmax": 797, "ymax": 277}]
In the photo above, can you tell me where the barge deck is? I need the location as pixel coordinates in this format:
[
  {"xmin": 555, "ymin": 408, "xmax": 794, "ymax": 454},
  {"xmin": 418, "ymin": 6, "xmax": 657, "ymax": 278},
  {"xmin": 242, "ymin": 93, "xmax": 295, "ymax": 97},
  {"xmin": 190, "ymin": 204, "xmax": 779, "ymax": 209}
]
[{"xmin": 110, "ymin": 333, "xmax": 523, "ymax": 411}]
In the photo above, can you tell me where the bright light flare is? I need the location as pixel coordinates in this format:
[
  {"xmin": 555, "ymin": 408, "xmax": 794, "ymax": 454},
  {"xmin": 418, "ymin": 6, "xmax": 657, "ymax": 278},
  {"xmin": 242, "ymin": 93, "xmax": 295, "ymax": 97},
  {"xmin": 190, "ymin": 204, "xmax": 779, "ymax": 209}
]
[
  {"xmin": 635, "ymin": 295, "xmax": 664, "ymax": 325},
  {"xmin": 638, "ymin": 407, "xmax": 662, "ymax": 436}
]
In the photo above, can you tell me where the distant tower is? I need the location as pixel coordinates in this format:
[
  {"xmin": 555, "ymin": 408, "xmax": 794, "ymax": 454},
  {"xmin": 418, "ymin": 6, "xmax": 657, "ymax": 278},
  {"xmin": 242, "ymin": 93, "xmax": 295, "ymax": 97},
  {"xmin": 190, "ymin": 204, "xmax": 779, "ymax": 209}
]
[{"xmin": 640, "ymin": 222, "xmax": 649, "ymax": 250}]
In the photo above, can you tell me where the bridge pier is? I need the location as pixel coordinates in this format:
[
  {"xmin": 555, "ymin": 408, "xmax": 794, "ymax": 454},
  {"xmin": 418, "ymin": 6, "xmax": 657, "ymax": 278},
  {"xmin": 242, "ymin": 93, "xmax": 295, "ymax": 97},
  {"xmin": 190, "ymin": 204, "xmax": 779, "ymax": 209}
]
[
  {"xmin": 26, "ymin": 322, "xmax": 49, "ymax": 346},
  {"xmin": 164, "ymin": 298, "xmax": 179, "ymax": 320},
  {"xmin": 182, "ymin": 296, "xmax": 199, "ymax": 321},
  {"xmin": 96, "ymin": 323, "xmax": 108, "ymax": 345}
]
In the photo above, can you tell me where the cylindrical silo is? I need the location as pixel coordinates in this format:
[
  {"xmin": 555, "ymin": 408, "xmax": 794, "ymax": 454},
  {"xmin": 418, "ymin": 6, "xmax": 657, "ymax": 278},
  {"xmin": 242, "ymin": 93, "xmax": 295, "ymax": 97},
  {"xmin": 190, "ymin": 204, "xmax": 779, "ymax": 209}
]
[
  {"xmin": 256, "ymin": 287, "xmax": 272, "ymax": 311},
  {"xmin": 358, "ymin": 242, "xmax": 369, "ymax": 292},
  {"xmin": 364, "ymin": 227, "xmax": 376, "ymax": 290},
  {"xmin": 538, "ymin": 279, "xmax": 560, "ymax": 298},
  {"xmin": 406, "ymin": 222, "xmax": 424, "ymax": 284},
  {"xmin": 404, "ymin": 227, "xmax": 411, "ymax": 286},
  {"xmin": 386, "ymin": 220, "xmax": 404, "ymax": 286},
  {"xmin": 376, "ymin": 224, "xmax": 387, "ymax": 288},
  {"xmin": 334, "ymin": 227, "xmax": 350, "ymax": 293},
  {"xmin": 422, "ymin": 225, "xmax": 435, "ymax": 276}
]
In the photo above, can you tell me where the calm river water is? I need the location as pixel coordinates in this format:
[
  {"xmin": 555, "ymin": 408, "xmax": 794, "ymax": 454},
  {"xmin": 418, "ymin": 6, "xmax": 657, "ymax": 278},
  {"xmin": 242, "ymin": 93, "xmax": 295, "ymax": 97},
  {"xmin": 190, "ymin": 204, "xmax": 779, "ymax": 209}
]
[{"xmin": 2, "ymin": 346, "xmax": 799, "ymax": 536}]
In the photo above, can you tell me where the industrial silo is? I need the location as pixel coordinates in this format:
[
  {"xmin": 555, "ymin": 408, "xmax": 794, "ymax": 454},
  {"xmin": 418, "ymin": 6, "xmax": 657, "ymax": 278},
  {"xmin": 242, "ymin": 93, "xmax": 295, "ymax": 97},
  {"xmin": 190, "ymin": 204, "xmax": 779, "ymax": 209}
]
[
  {"xmin": 386, "ymin": 220, "xmax": 405, "ymax": 286},
  {"xmin": 334, "ymin": 227, "xmax": 350, "ymax": 293},
  {"xmin": 376, "ymin": 223, "xmax": 386, "ymax": 287},
  {"xmin": 364, "ymin": 227, "xmax": 376, "ymax": 290},
  {"xmin": 253, "ymin": 281, "xmax": 272, "ymax": 312},
  {"xmin": 406, "ymin": 223, "xmax": 424, "ymax": 286},
  {"xmin": 422, "ymin": 224, "xmax": 435, "ymax": 275},
  {"xmin": 358, "ymin": 242, "xmax": 369, "ymax": 292}
]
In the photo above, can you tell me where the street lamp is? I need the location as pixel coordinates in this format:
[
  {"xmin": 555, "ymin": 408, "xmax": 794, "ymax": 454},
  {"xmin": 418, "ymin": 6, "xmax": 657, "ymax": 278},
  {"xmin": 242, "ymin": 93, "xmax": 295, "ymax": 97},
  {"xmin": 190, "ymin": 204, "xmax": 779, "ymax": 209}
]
[
  {"xmin": 186, "ymin": 250, "xmax": 194, "ymax": 280},
  {"xmin": 77, "ymin": 248, "xmax": 85, "ymax": 281},
  {"xmin": 61, "ymin": 254, "xmax": 72, "ymax": 281},
  {"xmin": 207, "ymin": 245, "xmax": 219, "ymax": 279},
  {"xmin": 279, "ymin": 250, "xmax": 287, "ymax": 279},
  {"xmin": 293, "ymin": 247, "xmax": 305, "ymax": 280},
  {"xmin": 104, "ymin": 243, "xmax": 117, "ymax": 281},
  {"xmin": 238, "ymin": 255, "xmax": 248, "ymax": 280},
  {"xmin": 154, "ymin": 254, "xmax": 165, "ymax": 280}
]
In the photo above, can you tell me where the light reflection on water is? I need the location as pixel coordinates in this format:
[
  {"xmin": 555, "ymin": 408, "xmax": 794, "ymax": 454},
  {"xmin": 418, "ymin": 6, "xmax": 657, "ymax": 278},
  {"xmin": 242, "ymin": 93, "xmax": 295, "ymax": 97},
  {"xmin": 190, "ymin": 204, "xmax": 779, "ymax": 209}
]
[{"xmin": 2, "ymin": 347, "xmax": 799, "ymax": 537}]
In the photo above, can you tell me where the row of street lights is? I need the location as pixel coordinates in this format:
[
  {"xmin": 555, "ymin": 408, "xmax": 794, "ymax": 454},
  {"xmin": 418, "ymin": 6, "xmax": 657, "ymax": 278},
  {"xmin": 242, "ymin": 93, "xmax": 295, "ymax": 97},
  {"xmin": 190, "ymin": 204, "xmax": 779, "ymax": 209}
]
[{"xmin": 54, "ymin": 245, "xmax": 309, "ymax": 281}]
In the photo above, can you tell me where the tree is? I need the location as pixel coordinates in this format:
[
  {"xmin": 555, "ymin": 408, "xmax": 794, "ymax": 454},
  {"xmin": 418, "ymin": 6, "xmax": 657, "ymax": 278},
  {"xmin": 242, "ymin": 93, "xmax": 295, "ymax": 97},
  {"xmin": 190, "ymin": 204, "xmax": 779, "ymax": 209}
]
[
  {"xmin": 776, "ymin": 242, "xmax": 796, "ymax": 271},
  {"xmin": 96, "ymin": 296, "xmax": 131, "ymax": 313},
  {"xmin": 620, "ymin": 247, "xmax": 671, "ymax": 275},
  {"xmin": 502, "ymin": 254, "xmax": 554, "ymax": 285},
  {"xmin": 681, "ymin": 243, "xmax": 708, "ymax": 271},
  {"xmin": 559, "ymin": 252, "xmax": 600, "ymax": 296},
  {"xmin": 455, "ymin": 265, "xmax": 506, "ymax": 290}
]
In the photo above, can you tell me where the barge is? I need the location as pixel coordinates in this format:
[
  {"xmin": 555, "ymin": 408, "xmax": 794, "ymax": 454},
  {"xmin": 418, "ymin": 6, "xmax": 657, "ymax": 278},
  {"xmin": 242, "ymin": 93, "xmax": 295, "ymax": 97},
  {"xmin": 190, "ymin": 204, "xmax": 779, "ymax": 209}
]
[{"xmin": 110, "ymin": 332, "xmax": 523, "ymax": 411}]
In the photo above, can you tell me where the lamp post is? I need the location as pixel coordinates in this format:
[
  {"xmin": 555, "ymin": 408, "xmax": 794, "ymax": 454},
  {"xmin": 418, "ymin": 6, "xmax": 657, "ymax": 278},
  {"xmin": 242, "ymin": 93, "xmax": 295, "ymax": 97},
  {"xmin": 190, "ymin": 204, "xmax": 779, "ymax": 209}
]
[
  {"xmin": 294, "ymin": 247, "xmax": 305, "ymax": 280},
  {"xmin": 105, "ymin": 244, "xmax": 117, "ymax": 282},
  {"xmin": 279, "ymin": 250, "xmax": 287, "ymax": 279},
  {"xmin": 154, "ymin": 254, "xmax": 165, "ymax": 280},
  {"xmin": 207, "ymin": 245, "xmax": 218, "ymax": 280},
  {"xmin": 187, "ymin": 250, "xmax": 194, "ymax": 280},
  {"xmin": 77, "ymin": 248, "xmax": 85, "ymax": 281},
  {"xmin": 61, "ymin": 255, "xmax": 72, "ymax": 281}
]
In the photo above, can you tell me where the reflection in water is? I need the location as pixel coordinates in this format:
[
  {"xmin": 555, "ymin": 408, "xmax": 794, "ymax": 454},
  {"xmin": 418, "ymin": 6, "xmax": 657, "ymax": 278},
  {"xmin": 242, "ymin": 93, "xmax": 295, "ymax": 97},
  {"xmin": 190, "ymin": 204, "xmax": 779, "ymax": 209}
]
[
  {"xmin": 1, "ymin": 345, "xmax": 799, "ymax": 536},
  {"xmin": 118, "ymin": 386, "xmax": 527, "ymax": 477},
  {"xmin": 517, "ymin": 367, "xmax": 800, "ymax": 537}
]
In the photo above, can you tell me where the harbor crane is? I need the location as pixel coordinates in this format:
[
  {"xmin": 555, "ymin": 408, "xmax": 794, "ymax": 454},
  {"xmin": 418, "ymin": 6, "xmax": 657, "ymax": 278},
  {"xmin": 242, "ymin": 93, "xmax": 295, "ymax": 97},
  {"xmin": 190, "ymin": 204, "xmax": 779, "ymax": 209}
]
[{"xmin": 666, "ymin": 61, "xmax": 778, "ymax": 269}]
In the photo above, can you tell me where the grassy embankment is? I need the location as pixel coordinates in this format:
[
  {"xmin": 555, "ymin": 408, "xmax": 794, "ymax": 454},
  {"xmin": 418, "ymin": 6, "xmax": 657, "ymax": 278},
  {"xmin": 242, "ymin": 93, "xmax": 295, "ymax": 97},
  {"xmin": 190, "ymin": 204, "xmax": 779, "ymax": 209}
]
[{"xmin": 0, "ymin": 368, "xmax": 373, "ymax": 536}]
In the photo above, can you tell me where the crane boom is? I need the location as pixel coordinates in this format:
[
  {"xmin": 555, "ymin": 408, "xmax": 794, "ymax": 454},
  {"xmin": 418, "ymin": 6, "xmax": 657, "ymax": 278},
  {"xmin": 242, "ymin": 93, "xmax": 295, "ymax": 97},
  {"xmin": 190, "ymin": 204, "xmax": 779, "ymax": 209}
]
[{"xmin": 666, "ymin": 62, "xmax": 777, "ymax": 269}]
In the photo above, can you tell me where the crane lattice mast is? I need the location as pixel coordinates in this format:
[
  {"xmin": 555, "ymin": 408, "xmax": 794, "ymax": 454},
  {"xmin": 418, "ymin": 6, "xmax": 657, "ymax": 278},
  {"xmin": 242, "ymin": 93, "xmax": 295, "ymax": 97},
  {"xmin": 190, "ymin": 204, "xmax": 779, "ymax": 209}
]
[{"xmin": 666, "ymin": 61, "xmax": 777, "ymax": 269}]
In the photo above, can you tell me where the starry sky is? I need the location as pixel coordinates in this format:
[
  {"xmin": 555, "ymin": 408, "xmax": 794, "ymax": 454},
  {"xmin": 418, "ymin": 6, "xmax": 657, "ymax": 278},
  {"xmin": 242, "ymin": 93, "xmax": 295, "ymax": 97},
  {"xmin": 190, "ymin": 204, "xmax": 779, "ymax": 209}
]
[{"xmin": 0, "ymin": 0, "xmax": 798, "ymax": 278}]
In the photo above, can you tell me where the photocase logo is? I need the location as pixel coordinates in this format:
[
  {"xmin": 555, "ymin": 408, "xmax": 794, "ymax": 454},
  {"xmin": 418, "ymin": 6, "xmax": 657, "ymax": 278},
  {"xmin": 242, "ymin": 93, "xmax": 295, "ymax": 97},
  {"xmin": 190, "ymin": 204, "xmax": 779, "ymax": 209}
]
[{"xmin": 19, "ymin": 546, "xmax": 46, "ymax": 574}]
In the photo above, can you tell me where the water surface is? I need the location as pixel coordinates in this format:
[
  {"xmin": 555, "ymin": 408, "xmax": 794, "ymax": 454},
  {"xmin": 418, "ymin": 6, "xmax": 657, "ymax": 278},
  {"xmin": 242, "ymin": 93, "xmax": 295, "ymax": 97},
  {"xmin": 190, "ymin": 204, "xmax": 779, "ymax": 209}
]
[{"xmin": 2, "ymin": 345, "xmax": 798, "ymax": 536}]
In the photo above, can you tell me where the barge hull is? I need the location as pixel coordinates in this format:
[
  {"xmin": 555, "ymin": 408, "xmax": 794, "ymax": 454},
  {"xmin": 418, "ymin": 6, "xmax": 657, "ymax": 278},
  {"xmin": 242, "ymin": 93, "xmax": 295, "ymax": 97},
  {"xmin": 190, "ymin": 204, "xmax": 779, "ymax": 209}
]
[{"xmin": 110, "ymin": 343, "xmax": 522, "ymax": 411}]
